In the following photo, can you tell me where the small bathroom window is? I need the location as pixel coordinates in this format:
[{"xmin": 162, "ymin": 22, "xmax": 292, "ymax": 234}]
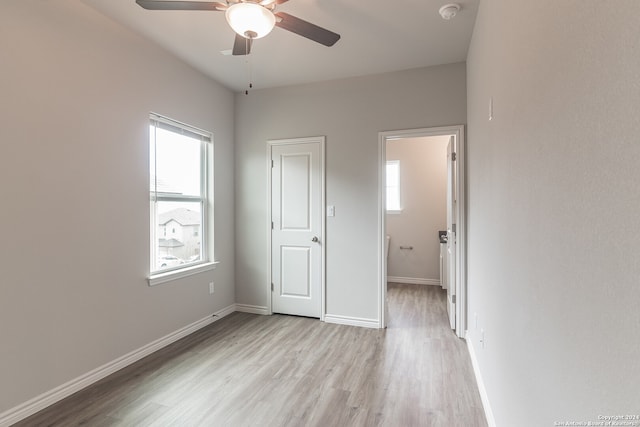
[{"xmin": 386, "ymin": 160, "xmax": 402, "ymax": 213}]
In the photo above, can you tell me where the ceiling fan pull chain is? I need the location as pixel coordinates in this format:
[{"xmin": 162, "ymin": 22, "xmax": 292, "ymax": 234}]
[
  {"xmin": 248, "ymin": 37, "xmax": 253, "ymax": 90},
  {"xmin": 245, "ymin": 37, "xmax": 253, "ymax": 95}
]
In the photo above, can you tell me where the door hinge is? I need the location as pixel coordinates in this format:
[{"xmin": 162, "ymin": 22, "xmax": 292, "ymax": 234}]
[
  {"xmin": 271, "ymin": 160, "xmax": 274, "ymax": 168},
  {"xmin": 452, "ymin": 295, "xmax": 456, "ymax": 304},
  {"xmin": 271, "ymin": 221, "xmax": 274, "ymax": 229},
  {"xmin": 451, "ymin": 152, "xmax": 457, "ymax": 161},
  {"xmin": 271, "ymin": 282, "xmax": 274, "ymax": 291}
]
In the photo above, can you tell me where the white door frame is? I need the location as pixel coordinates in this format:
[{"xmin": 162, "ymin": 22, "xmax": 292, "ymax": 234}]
[
  {"xmin": 267, "ymin": 136, "xmax": 326, "ymax": 320},
  {"xmin": 378, "ymin": 125, "xmax": 466, "ymax": 338}
]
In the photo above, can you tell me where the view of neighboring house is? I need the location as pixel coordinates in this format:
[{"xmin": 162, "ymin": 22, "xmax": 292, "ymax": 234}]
[{"xmin": 158, "ymin": 208, "xmax": 200, "ymax": 262}]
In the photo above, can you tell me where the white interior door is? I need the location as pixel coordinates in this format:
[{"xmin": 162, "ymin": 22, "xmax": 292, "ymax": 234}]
[
  {"xmin": 446, "ymin": 136, "xmax": 457, "ymax": 330},
  {"xmin": 271, "ymin": 138, "xmax": 323, "ymax": 318}
]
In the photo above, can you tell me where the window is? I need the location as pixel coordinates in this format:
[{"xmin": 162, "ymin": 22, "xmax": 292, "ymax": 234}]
[
  {"xmin": 386, "ymin": 160, "xmax": 401, "ymax": 212},
  {"xmin": 149, "ymin": 114, "xmax": 213, "ymax": 281}
]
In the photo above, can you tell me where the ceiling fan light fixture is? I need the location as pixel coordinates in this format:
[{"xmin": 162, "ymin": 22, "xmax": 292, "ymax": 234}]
[{"xmin": 225, "ymin": 2, "xmax": 276, "ymax": 39}]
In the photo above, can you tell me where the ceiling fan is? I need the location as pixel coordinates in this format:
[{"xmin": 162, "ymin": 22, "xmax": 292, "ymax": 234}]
[{"xmin": 135, "ymin": 0, "xmax": 341, "ymax": 56}]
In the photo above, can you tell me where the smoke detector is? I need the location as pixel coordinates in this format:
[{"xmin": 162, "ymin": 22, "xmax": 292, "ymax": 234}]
[{"xmin": 439, "ymin": 3, "xmax": 461, "ymax": 20}]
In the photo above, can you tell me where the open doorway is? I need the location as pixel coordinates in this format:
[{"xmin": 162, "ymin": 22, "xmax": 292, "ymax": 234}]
[{"xmin": 378, "ymin": 126, "xmax": 466, "ymax": 338}]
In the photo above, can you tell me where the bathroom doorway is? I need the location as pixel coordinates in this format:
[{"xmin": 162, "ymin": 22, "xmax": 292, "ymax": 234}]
[{"xmin": 378, "ymin": 126, "xmax": 466, "ymax": 338}]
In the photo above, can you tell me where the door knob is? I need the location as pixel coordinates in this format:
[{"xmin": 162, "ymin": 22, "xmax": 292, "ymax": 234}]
[{"xmin": 311, "ymin": 236, "xmax": 319, "ymax": 243}]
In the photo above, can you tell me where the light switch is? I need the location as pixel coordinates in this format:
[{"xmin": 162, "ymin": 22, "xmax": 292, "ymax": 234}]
[{"xmin": 327, "ymin": 205, "xmax": 335, "ymax": 217}]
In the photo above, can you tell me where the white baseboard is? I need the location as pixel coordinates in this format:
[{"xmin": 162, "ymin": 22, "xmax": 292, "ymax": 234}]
[
  {"xmin": 387, "ymin": 276, "xmax": 441, "ymax": 286},
  {"xmin": 324, "ymin": 314, "xmax": 380, "ymax": 329},
  {"xmin": 234, "ymin": 304, "xmax": 269, "ymax": 315},
  {"xmin": 465, "ymin": 331, "xmax": 496, "ymax": 427},
  {"xmin": 0, "ymin": 304, "xmax": 236, "ymax": 427},
  {"xmin": 214, "ymin": 304, "xmax": 237, "ymax": 319}
]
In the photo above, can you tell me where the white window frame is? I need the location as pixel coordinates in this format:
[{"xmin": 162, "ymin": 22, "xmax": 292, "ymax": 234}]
[
  {"xmin": 386, "ymin": 160, "xmax": 402, "ymax": 213},
  {"xmin": 148, "ymin": 113, "xmax": 217, "ymax": 286}
]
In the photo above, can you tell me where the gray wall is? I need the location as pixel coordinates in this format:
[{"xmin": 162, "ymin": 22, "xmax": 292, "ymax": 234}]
[
  {"xmin": 386, "ymin": 136, "xmax": 448, "ymax": 282},
  {"xmin": 235, "ymin": 63, "xmax": 466, "ymax": 321},
  {"xmin": 466, "ymin": 0, "xmax": 640, "ymax": 424},
  {"xmin": 0, "ymin": 1, "xmax": 235, "ymax": 413}
]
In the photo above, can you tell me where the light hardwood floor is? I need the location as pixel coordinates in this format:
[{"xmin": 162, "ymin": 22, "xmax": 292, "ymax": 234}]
[{"xmin": 14, "ymin": 283, "xmax": 487, "ymax": 426}]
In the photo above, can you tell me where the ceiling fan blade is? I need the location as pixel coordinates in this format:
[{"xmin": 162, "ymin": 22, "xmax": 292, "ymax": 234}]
[
  {"xmin": 232, "ymin": 34, "xmax": 252, "ymax": 56},
  {"xmin": 260, "ymin": 0, "xmax": 289, "ymax": 5},
  {"xmin": 136, "ymin": 0, "xmax": 227, "ymax": 11},
  {"xmin": 274, "ymin": 12, "xmax": 340, "ymax": 47}
]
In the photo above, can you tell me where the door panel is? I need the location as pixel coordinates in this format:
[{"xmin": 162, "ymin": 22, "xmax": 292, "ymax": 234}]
[
  {"xmin": 281, "ymin": 246, "xmax": 311, "ymax": 297},
  {"xmin": 446, "ymin": 136, "xmax": 456, "ymax": 330},
  {"xmin": 281, "ymin": 154, "xmax": 311, "ymax": 230},
  {"xmin": 271, "ymin": 140, "xmax": 323, "ymax": 318}
]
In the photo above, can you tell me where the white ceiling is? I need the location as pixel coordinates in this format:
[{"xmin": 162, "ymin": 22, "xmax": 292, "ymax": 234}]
[{"xmin": 82, "ymin": 0, "xmax": 478, "ymax": 92}]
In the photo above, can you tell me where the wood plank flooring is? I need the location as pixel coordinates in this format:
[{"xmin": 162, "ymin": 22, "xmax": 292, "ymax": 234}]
[{"xmin": 14, "ymin": 283, "xmax": 487, "ymax": 426}]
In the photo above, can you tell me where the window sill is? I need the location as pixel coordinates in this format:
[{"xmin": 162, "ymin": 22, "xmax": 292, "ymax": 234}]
[
  {"xmin": 148, "ymin": 261, "xmax": 219, "ymax": 287},
  {"xmin": 386, "ymin": 209, "xmax": 403, "ymax": 215}
]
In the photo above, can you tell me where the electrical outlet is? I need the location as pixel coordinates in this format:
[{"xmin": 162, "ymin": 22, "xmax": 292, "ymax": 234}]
[{"xmin": 209, "ymin": 282, "xmax": 215, "ymax": 294}]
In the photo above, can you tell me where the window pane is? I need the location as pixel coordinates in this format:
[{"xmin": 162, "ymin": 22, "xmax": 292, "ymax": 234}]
[
  {"xmin": 149, "ymin": 114, "xmax": 212, "ymax": 278},
  {"xmin": 154, "ymin": 201, "xmax": 202, "ymax": 271},
  {"xmin": 386, "ymin": 162, "xmax": 399, "ymax": 187},
  {"xmin": 386, "ymin": 161, "xmax": 401, "ymax": 211},
  {"xmin": 151, "ymin": 125, "xmax": 201, "ymax": 197},
  {"xmin": 387, "ymin": 188, "xmax": 400, "ymax": 211}
]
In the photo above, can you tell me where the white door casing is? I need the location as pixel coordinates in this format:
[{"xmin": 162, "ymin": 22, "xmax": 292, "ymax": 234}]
[
  {"xmin": 269, "ymin": 137, "xmax": 325, "ymax": 318},
  {"xmin": 379, "ymin": 125, "xmax": 466, "ymax": 337}
]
